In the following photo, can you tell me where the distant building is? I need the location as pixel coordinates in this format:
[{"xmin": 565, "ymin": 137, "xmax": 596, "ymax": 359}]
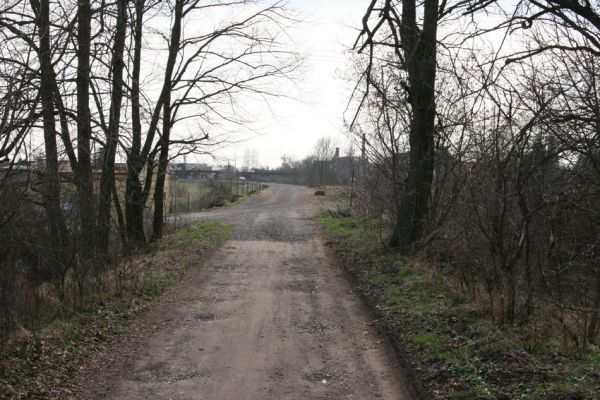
[
  {"xmin": 171, "ymin": 163, "xmax": 215, "ymax": 180},
  {"xmin": 33, "ymin": 159, "xmax": 171, "ymax": 215},
  {"xmin": 332, "ymin": 147, "xmax": 361, "ymax": 186}
]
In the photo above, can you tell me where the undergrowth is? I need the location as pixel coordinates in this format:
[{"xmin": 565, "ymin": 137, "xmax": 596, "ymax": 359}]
[
  {"xmin": 317, "ymin": 210, "xmax": 600, "ymax": 400},
  {"xmin": 316, "ymin": 209, "xmax": 380, "ymax": 250}
]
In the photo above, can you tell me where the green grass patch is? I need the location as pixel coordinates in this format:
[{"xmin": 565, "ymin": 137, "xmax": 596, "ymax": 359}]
[
  {"xmin": 411, "ymin": 332, "xmax": 446, "ymax": 350},
  {"xmin": 163, "ymin": 270, "xmax": 183, "ymax": 286},
  {"xmin": 145, "ymin": 220, "xmax": 232, "ymax": 299},
  {"xmin": 315, "ymin": 209, "xmax": 600, "ymax": 399},
  {"xmin": 369, "ymin": 266, "xmax": 433, "ymax": 315},
  {"xmin": 392, "ymin": 267, "xmax": 415, "ymax": 281},
  {"xmin": 316, "ymin": 211, "xmax": 361, "ymax": 240},
  {"xmin": 369, "ymin": 268, "xmax": 416, "ymax": 288},
  {"xmin": 169, "ymin": 220, "xmax": 232, "ymax": 250},
  {"xmin": 173, "ymin": 180, "xmax": 213, "ymax": 197},
  {"xmin": 369, "ymin": 274, "xmax": 390, "ymax": 287},
  {"xmin": 447, "ymin": 385, "xmax": 493, "ymax": 400},
  {"xmin": 181, "ymin": 258, "xmax": 193, "ymax": 270},
  {"xmin": 400, "ymin": 270, "xmax": 600, "ymax": 400},
  {"xmin": 584, "ymin": 349, "xmax": 600, "ymax": 370},
  {"xmin": 139, "ymin": 275, "xmax": 164, "ymax": 299},
  {"xmin": 385, "ymin": 285, "xmax": 405, "ymax": 308}
]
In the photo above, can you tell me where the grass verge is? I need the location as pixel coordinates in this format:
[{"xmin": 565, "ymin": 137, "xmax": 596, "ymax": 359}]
[
  {"xmin": 317, "ymin": 210, "xmax": 600, "ymax": 400},
  {"xmin": 0, "ymin": 220, "xmax": 231, "ymax": 399}
]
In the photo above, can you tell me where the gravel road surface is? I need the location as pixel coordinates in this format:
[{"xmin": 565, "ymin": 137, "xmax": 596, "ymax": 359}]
[{"xmin": 81, "ymin": 184, "xmax": 413, "ymax": 400}]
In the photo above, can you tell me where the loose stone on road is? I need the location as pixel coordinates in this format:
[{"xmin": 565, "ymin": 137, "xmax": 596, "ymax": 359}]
[{"xmin": 80, "ymin": 184, "xmax": 413, "ymax": 400}]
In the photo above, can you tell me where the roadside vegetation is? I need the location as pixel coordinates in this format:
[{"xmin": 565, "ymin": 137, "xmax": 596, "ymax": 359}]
[
  {"xmin": 169, "ymin": 179, "xmax": 267, "ymax": 214},
  {"xmin": 317, "ymin": 205, "xmax": 600, "ymax": 399},
  {"xmin": 0, "ymin": 220, "xmax": 231, "ymax": 399}
]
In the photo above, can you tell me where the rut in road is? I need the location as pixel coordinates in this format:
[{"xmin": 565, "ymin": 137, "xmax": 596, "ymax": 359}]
[{"xmin": 80, "ymin": 184, "xmax": 413, "ymax": 400}]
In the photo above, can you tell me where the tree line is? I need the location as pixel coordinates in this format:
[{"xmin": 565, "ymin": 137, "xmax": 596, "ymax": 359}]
[
  {"xmin": 0, "ymin": 0, "xmax": 296, "ymax": 331},
  {"xmin": 343, "ymin": 0, "xmax": 600, "ymax": 346}
]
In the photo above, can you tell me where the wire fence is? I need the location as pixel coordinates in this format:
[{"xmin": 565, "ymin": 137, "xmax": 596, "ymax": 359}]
[{"xmin": 169, "ymin": 177, "xmax": 263, "ymax": 215}]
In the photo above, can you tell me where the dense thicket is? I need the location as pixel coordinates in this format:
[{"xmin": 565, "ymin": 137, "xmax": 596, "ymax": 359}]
[{"xmin": 346, "ymin": 0, "xmax": 600, "ymax": 346}]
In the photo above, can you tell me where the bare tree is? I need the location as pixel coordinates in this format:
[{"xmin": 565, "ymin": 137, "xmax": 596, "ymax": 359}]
[
  {"xmin": 312, "ymin": 136, "xmax": 335, "ymax": 186},
  {"xmin": 97, "ymin": 0, "xmax": 128, "ymax": 253},
  {"xmin": 0, "ymin": 38, "xmax": 37, "ymax": 229},
  {"xmin": 347, "ymin": 57, "xmax": 409, "ymax": 226},
  {"xmin": 148, "ymin": 0, "xmax": 299, "ymax": 240},
  {"xmin": 75, "ymin": 0, "xmax": 95, "ymax": 261},
  {"xmin": 243, "ymin": 147, "xmax": 259, "ymax": 172},
  {"xmin": 354, "ymin": 0, "xmax": 439, "ymax": 252},
  {"xmin": 150, "ymin": 0, "xmax": 185, "ymax": 241},
  {"xmin": 35, "ymin": 0, "xmax": 72, "ymax": 289}
]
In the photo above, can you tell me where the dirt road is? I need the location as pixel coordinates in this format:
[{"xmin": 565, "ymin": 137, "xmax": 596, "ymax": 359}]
[{"xmin": 81, "ymin": 184, "xmax": 413, "ymax": 400}]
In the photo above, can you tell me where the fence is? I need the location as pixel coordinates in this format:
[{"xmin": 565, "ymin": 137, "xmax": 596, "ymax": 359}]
[{"xmin": 169, "ymin": 176, "xmax": 263, "ymax": 215}]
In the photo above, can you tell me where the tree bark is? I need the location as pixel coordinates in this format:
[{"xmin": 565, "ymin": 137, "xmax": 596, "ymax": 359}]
[
  {"xmin": 36, "ymin": 0, "xmax": 70, "ymax": 271},
  {"xmin": 97, "ymin": 0, "xmax": 128, "ymax": 254},
  {"xmin": 389, "ymin": 0, "xmax": 438, "ymax": 252},
  {"xmin": 587, "ymin": 267, "xmax": 600, "ymax": 343},
  {"xmin": 76, "ymin": 0, "xmax": 96, "ymax": 259},
  {"xmin": 152, "ymin": 96, "xmax": 171, "ymax": 240},
  {"xmin": 125, "ymin": 0, "xmax": 147, "ymax": 246},
  {"xmin": 152, "ymin": 0, "xmax": 184, "ymax": 241},
  {"xmin": 125, "ymin": 0, "xmax": 172, "ymax": 245}
]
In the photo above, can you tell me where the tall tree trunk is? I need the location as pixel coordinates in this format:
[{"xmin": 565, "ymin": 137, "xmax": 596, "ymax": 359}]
[
  {"xmin": 125, "ymin": 0, "xmax": 147, "ymax": 246},
  {"xmin": 152, "ymin": 0, "xmax": 184, "ymax": 241},
  {"xmin": 152, "ymin": 96, "xmax": 171, "ymax": 240},
  {"xmin": 505, "ymin": 266, "xmax": 517, "ymax": 324},
  {"xmin": 112, "ymin": 181, "xmax": 128, "ymax": 249},
  {"xmin": 76, "ymin": 0, "xmax": 95, "ymax": 260},
  {"xmin": 125, "ymin": 0, "xmax": 172, "ymax": 245},
  {"xmin": 97, "ymin": 0, "xmax": 128, "ymax": 253},
  {"xmin": 389, "ymin": 0, "xmax": 438, "ymax": 252},
  {"xmin": 587, "ymin": 266, "xmax": 600, "ymax": 343},
  {"xmin": 36, "ymin": 0, "xmax": 70, "ymax": 274}
]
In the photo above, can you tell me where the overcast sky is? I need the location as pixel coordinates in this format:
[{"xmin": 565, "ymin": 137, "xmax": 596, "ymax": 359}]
[{"xmin": 207, "ymin": 0, "xmax": 366, "ymax": 168}]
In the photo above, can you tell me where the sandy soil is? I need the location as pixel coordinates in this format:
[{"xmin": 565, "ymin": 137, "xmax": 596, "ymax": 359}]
[{"xmin": 78, "ymin": 184, "xmax": 414, "ymax": 400}]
